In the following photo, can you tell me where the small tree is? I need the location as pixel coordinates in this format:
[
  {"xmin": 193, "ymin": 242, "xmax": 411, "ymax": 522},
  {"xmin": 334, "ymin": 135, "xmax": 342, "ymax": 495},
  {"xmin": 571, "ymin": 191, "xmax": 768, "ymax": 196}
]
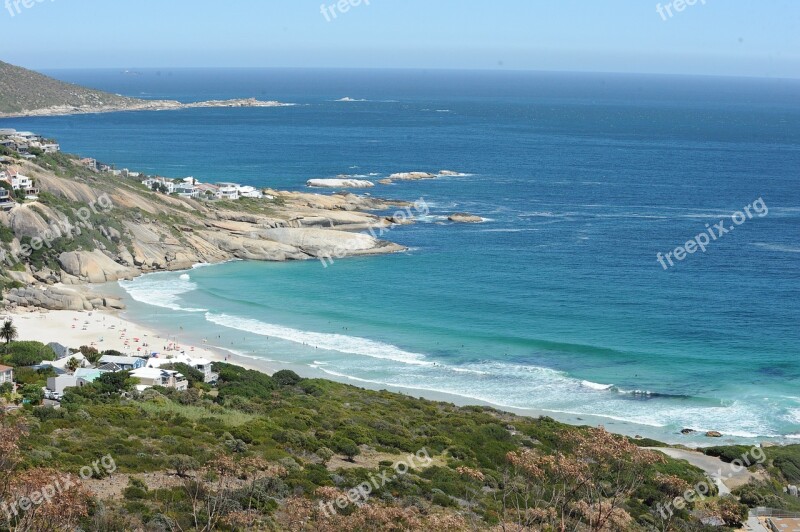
[
  {"xmin": 331, "ymin": 437, "xmax": 360, "ymax": 463},
  {"xmin": 20, "ymin": 384, "xmax": 44, "ymax": 405},
  {"xmin": 163, "ymin": 363, "xmax": 204, "ymax": 387},
  {"xmin": 273, "ymin": 370, "xmax": 302, "ymax": 386},
  {"xmin": 0, "ymin": 319, "xmax": 18, "ymax": 345},
  {"xmin": 79, "ymin": 346, "xmax": 101, "ymax": 364},
  {"xmin": 168, "ymin": 455, "xmax": 199, "ymax": 478},
  {"xmin": 316, "ymin": 447, "xmax": 334, "ymax": 466},
  {"xmin": 65, "ymin": 357, "xmax": 82, "ymax": 373}
]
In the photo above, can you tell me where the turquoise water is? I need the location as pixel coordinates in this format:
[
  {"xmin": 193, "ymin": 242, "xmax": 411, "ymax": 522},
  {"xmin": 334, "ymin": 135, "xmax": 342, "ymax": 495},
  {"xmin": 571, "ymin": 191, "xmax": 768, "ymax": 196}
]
[{"xmin": 4, "ymin": 69, "xmax": 800, "ymax": 442}]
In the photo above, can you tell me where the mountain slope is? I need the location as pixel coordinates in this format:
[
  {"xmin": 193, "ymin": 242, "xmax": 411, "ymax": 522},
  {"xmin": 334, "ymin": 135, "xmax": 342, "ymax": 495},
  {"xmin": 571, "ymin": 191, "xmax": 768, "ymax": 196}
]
[{"xmin": 0, "ymin": 60, "xmax": 140, "ymax": 114}]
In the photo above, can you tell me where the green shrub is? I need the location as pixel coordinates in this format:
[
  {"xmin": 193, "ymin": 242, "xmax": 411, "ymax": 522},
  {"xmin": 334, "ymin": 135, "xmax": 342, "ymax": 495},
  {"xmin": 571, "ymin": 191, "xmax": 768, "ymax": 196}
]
[
  {"xmin": 162, "ymin": 362, "xmax": 204, "ymax": 387},
  {"xmin": 273, "ymin": 369, "xmax": 302, "ymax": 386},
  {"xmin": 2, "ymin": 341, "xmax": 56, "ymax": 367}
]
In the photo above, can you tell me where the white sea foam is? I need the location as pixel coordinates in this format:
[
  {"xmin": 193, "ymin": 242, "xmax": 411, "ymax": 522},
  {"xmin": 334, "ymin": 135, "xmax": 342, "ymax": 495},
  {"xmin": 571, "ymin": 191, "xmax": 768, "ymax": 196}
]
[
  {"xmin": 752, "ymin": 242, "xmax": 800, "ymax": 253},
  {"xmin": 478, "ymin": 228, "xmax": 538, "ymax": 233},
  {"xmin": 518, "ymin": 211, "xmax": 558, "ymax": 218},
  {"xmin": 581, "ymin": 380, "xmax": 614, "ymax": 391},
  {"xmin": 416, "ymin": 215, "xmax": 450, "ymax": 223},
  {"xmin": 316, "ymin": 367, "xmax": 379, "ymax": 384},
  {"xmin": 205, "ymin": 313, "xmax": 432, "ymax": 366},
  {"xmin": 119, "ymin": 274, "xmax": 207, "ymax": 313}
]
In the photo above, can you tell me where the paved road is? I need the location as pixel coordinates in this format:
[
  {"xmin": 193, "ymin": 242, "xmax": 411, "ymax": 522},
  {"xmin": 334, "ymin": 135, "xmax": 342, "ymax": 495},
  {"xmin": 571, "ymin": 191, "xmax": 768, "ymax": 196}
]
[
  {"xmin": 649, "ymin": 448, "xmax": 756, "ymax": 495},
  {"xmin": 744, "ymin": 514, "xmax": 771, "ymax": 532}
]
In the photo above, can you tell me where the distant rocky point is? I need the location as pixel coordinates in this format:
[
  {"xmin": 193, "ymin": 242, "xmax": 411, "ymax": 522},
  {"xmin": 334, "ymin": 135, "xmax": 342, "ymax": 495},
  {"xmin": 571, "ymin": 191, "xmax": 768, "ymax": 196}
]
[
  {"xmin": 0, "ymin": 60, "xmax": 292, "ymax": 118},
  {"xmin": 381, "ymin": 170, "xmax": 466, "ymax": 183},
  {"xmin": 307, "ymin": 178, "xmax": 375, "ymax": 189},
  {"xmin": 0, "ymin": 97, "xmax": 293, "ymax": 119}
]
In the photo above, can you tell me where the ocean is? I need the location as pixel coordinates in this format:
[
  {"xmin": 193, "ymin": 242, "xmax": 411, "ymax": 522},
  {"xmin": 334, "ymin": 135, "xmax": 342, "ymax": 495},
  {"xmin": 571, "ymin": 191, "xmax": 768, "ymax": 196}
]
[{"xmin": 4, "ymin": 68, "xmax": 799, "ymax": 443}]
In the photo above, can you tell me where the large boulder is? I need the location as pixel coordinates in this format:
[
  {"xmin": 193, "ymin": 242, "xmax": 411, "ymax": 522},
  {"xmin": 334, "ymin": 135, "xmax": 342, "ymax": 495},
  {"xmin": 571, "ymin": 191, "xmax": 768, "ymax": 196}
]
[
  {"xmin": 448, "ymin": 213, "xmax": 484, "ymax": 224},
  {"xmin": 4, "ymin": 285, "xmax": 126, "ymax": 311},
  {"xmin": 8, "ymin": 204, "xmax": 55, "ymax": 239},
  {"xmin": 58, "ymin": 250, "xmax": 138, "ymax": 283},
  {"xmin": 5, "ymin": 286, "xmax": 92, "ymax": 311},
  {"xmin": 307, "ymin": 178, "xmax": 374, "ymax": 189},
  {"xmin": 258, "ymin": 227, "xmax": 405, "ymax": 258},
  {"xmin": 198, "ymin": 231, "xmax": 307, "ymax": 262}
]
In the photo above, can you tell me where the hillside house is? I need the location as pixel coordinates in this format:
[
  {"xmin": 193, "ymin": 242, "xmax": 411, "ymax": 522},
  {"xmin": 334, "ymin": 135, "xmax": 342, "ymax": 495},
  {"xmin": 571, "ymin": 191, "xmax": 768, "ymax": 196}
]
[
  {"xmin": 130, "ymin": 367, "xmax": 188, "ymax": 391},
  {"xmin": 97, "ymin": 355, "xmax": 146, "ymax": 371},
  {"xmin": 0, "ymin": 365, "xmax": 13, "ymax": 385}
]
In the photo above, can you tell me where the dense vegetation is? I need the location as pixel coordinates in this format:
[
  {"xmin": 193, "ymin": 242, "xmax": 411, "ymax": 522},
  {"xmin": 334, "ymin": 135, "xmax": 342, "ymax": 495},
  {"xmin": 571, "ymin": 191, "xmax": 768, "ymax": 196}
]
[{"xmin": 3, "ymin": 354, "xmax": 779, "ymax": 531}]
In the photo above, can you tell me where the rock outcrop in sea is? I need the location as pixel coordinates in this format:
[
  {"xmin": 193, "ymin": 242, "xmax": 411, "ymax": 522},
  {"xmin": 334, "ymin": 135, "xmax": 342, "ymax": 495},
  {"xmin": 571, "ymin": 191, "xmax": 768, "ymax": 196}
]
[{"xmin": 307, "ymin": 178, "xmax": 375, "ymax": 188}]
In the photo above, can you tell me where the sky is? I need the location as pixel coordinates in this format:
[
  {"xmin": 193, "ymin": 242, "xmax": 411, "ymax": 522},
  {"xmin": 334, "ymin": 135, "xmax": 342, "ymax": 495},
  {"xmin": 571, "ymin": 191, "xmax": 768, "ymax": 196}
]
[{"xmin": 0, "ymin": 0, "xmax": 798, "ymax": 78}]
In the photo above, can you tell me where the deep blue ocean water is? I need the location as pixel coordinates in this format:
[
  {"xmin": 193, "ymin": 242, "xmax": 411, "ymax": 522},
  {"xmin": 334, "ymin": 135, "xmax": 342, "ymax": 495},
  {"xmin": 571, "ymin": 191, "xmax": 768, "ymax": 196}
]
[{"xmin": 4, "ymin": 69, "xmax": 799, "ymax": 442}]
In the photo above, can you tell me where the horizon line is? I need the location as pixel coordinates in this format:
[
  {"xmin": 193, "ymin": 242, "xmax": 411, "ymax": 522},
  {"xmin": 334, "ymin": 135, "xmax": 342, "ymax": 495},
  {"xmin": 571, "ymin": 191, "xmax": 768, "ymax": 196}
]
[{"xmin": 23, "ymin": 64, "xmax": 800, "ymax": 82}]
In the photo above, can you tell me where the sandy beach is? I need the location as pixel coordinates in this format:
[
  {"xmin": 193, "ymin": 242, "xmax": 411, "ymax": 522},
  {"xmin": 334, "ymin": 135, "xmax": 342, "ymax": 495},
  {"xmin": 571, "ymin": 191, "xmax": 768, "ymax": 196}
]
[{"xmin": 3, "ymin": 307, "xmax": 235, "ymax": 368}]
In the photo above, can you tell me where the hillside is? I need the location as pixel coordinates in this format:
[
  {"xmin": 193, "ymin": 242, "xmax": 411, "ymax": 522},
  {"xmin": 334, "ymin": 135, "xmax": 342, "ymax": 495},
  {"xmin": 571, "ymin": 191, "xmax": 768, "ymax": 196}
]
[
  {"xmin": 0, "ymin": 349, "xmax": 750, "ymax": 531},
  {"xmin": 0, "ymin": 60, "xmax": 140, "ymax": 114},
  {"xmin": 3, "ymin": 345, "xmax": 797, "ymax": 530}
]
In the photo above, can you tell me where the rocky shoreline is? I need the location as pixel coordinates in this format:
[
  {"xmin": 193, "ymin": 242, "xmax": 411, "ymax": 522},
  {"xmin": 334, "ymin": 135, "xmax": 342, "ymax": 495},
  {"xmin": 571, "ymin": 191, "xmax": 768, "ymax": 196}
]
[
  {"xmin": 0, "ymin": 98, "xmax": 294, "ymax": 118},
  {"xmin": 1, "ymin": 154, "xmax": 419, "ymax": 312}
]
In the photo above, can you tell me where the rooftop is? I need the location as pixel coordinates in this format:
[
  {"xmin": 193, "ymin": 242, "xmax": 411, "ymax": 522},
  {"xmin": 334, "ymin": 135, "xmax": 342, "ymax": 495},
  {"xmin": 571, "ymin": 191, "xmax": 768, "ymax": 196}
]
[{"xmin": 99, "ymin": 354, "xmax": 144, "ymax": 365}]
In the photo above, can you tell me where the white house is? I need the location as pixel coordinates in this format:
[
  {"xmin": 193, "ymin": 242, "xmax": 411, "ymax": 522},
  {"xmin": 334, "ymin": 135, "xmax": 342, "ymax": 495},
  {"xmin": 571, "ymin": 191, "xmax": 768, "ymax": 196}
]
[
  {"xmin": 174, "ymin": 183, "xmax": 199, "ymax": 198},
  {"xmin": 41, "ymin": 353, "xmax": 91, "ymax": 371},
  {"xmin": 12, "ymin": 131, "xmax": 41, "ymax": 143},
  {"xmin": 142, "ymin": 177, "xmax": 175, "ymax": 194},
  {"xmin": 216, "ymin": 183, "xmax": 240, "ymax": 200},
  {"xmin": 47, "ymin": 375, "xmax": 89, "ymax": 395},
  {"xmin": 0, "ymin": 365, "xmax": 13, "ymax": 385},
  {"xmin": 190, "ymin": 358, "xmax": 215, "ymax": 383},
  {"xmin": 147, "ymin": 355, "xmax": 219, "ymax": 382},
  {"xmin": 130, "ymin": 367, "xmax": 188, "ymax": 391},
  {"xmin": 237, "ymin": 186, "xmax": 263, "ymax": 199},
  {"xmin": 146, "ymin": 355, "xmax": 216, "ymax": 383},
  {"xmin": 39, "ymin": 142, "xmax": 60, "ymax": 154},
  {"xmin": 11, "ymin": 173, "xmax": 32, "ymax": 190},
  {"xmin": 41, "ymin": 353, "xmax": 89, "ymax": 372},
  {"xmin": 9, "ymin": 172, "xmax": 39, "ymax": 199},
  {"xmin": 80, "ymin": 158, "xmax": 98, "ymax": 172}
]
